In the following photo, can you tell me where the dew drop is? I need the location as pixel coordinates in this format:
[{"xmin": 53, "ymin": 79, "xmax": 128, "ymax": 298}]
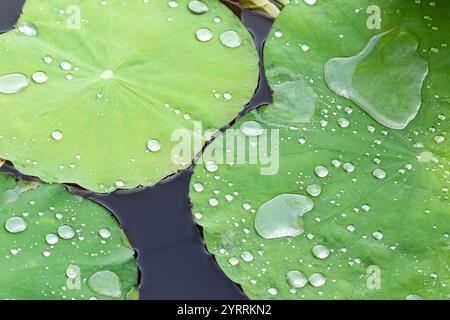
[
  {"xmin": 220, "ymin": 31, "xmax": 242, "ymax": 48},
  {"xmin": 5, "ymin": 217, "xmax": 27, "ymax": 233},
  {"xmin": 147, "ymin": 139, "xmax": 161, "ymax": 152},
  {"xmin": 0, "ymin": 73, "xmax": 29, "ymax": 94},
  {"xmin": 306, "ymin": 184, "xmax": 321, "ymax": 197},
  {"xmin": 87, "ymin": 270, "xmax": 122, "ymax": 298},
  {"xmin": 60, "ymin": 61, "xmax": 72, "ymax": 71},
  {"xmin": 99, "ymin": 228, "xmax": 111, "ymax": 239},
  {"xmin": 32, "ymin": 71, "xmax": 48, "ymax": 84},
  {"xmin": 241, "ymin": 251, "xmax": 254, "ymax": 262},
  {"xmin": 406, "ymin": 294, "xmax": 422, "ymax": 300},
  {"xmin": 196, "ymin": 28, "xmax": 213, "ymax": 42},
  {"xmin": 338, "ymin": 117, "xmax": 350, "ymax": 128},
  {"xmin": 45, "ymin": 233, "xmax": 59, "ymax": 245},
  {"xmin": 309, "ymin": 272, "xmax": 326, "ymax": 287},
  {"xmin": 240, "ymin": 121, "xmax": 264, "ymax": 137},
  {"xmin": 267, "ymin": 287, "xmax": 278, "ymax": 295},
  {"xmin": 18, "ymin": 22, "xmax": 38, "ymax": 36},
  {"xmin": 312, "ymin": 244, "xmax": 330, "ymax": 259},
  {"xmin": 343, "ymin": 162, "xmax": 355, "ymax": 173},
  {"xmin": 314, "ymin": 165, "xmax": 329, "ymax": 178},
  {"xmin": 286, "ymin": 270, "xmax": 308, "ymax": 288},
  {"xmin": 51, "ymin": 130, "xmax": 63, "ymax": 141},
  {"xmin": 188, "ymin": 0, "xmax": 209, "ymax": 14},
  {"xmin": 372, "ymin": 168, "xmax": 386, "ymax": 179},
  {"xmin": 43, "ymin": 55, "xmax": 53, "ymax": 64},
  {"xmin": 193, "ymin": 182, "xmax": 204, "ymax": 192},
  {"xmin": 57, "ymin": 225, "xmax": 75, "ymax": 240},
  {"xmin": 372, "ymin": 230, "xmax": 384, "ymax": 240},
  {"xmin": 255, "ymin": 194, "xmax": 313, "ymax": 239},
  {"xmin": 205, "ymin": 160, "xmax": 218, "ymax": 172}
]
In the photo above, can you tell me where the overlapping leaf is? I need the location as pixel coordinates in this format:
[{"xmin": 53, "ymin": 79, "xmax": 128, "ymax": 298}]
[
  {"xmin": 0, "ymin": 0, "xmax": 259, "ymax": 192},
  {"xmin": 190, "ymin": 0, "xmax": 449, "ymax": 299}
]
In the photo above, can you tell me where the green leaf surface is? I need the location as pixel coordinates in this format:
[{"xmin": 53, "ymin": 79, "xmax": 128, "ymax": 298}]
[
  {"xmin": 190, "ymin": 0, "xmax": 449, "ymax": 299},
  {"xmin": 0, "ymin": 0, "xmax": 259, "ymax": 192},
  {"xmin": 0, "ymin": 172, "xmax": 138, "ymax": 299}
]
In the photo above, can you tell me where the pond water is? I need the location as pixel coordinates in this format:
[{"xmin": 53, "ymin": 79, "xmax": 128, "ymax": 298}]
[{"xmin": 0, "ymin": 0, "xmax": 273, "ymax": 299}]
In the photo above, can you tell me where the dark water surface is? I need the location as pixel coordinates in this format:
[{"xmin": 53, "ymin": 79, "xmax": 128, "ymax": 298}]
[{"xmin": 0, "ymin": 0, "xmax": 273, "ymax": 299}]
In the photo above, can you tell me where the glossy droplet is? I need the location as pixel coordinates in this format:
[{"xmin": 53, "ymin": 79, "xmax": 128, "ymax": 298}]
[
  {"xmin": 32, "ymin": 71, "xmax": 48, "ymax": 84},
  {"xmin": 406, "ymin": 294, "xmax": 422, "ymax": 300},
  {"xmin": 115, "ymin": 180, "xmax": 125, "ymax": 188},
  {"xmin": 205, "ymin": 160, "xmax": 218, "ymax": 172},
  {"xmin": 267, "ymin": 287, "xmax": 278, "ymax": 295},
  {"xmin": 241, "ymin": 251, "xmax": 254, "ymax": 262},
  {"xmin": 18, "ymin": 22, "xmax": 38, "ymax": 36},
  {"xmin": 60, "ymin": 61, "xmax": 72, "ymax": 71},
  {"xmin": 220, "ymin": 31, "xmax": 242, "ymax": 48},
  {"xmin": 372, "ymin": 230, "xmax": 384, "ymax": 240},
  {"xmin": 87, "ymin": 270, "xmax": 122, "ymax": 298},
  {"xmin": 188, "ymin": 0, "xmax": 209, "ymax": 14},
  {"xmin": 0, "ymin": 73, "xmax": 29, "ymax": 94},
  {"xmin": 286, "ymin": 270, "xmax": 308, "ymax": 288},
  {"xmin": 343, "ymin": 162, "xmax": 355, "ymax": 173},
  {"xmin": 193, "ymin": 183, "xmax": 204, "ymax": 192},
  {"xmin": 306, "ymin": 184, "xmax": 321, "ymax": 197},
  {"xmin": 99, "ymin": 228, "xmax": 111, "ymax": 239},
  {"xmin": 45, "ymin": 233, "xmax": 59, "ymax": 245},
  {"xmin": 372, "ymin": 168, "xmax": 386, "ymax": 179},
  {"xmin": 312, "ymin": 244, "xmax": 330, "ymax": 259},
  {"xmin": 43, "ymin": 55, "xmax": 53, "ymax": 64},
  {"xmin": 196, "ymin": 28, "xmax": 213, "ymax": 42},
  {"xmin": 5, "ymin": 217, "xmax": 27, "ymax": 233},
  {"xmin": 100, "ymin": 69, "xmax": 114, "ymax": 80},
  {"xmin": 309, "ymin": 272, "xmax": 326, "ymax": 287},
  {"xmin": 255, "ymin": 194, "xmax": 313, "ymax": 239},
  {"xmin": 66, "ymin": 265, "xmax": 79, "ymax": 279},
  {"xmin": 51, "ymin": 130, "xmax": 63, "ymax": 141},
  {"xmin": 314, "ymin": 165, "xmax": 329, "ymax": 178},
  {"xmin": 240, "ymin": 121, "xmax": 264, "ymax": 136},
  {"xmin": 338, "ymin": 117, "xmax": 350, "ymax": 128},
  {"xmin": 57, "ymin": 225, "xmax": 75, "ymax": 240},
  {"xmin": 147, "ymin": 139, "xmax": 161, "ymax": 152},
  {"xmin": 325, "ymin": 28, "xmax": 428, "ymax": 129}
]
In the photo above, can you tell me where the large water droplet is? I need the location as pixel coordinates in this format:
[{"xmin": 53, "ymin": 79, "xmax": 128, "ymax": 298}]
[
  {"xmin": 309, "ymin": 272, "xmax": 326, "ymax": 287},
  {"xmin": 255, "ymin": 194, "xmax": 313, "ymax": 239},
  {"xmin": 240, "ymin": 121, "xmax": 264, "ymax": 136},
  {"xmin": 87, "ymin": 270, "xmax": 122, "ymax": 298},
  {"xmin": 5, "ymin": 217, "xmax": 27, "ymax": 233},
  {"xmin": 147, "ymin": 139, "xmax": 161, "ymax": 152},
  {"xmin": 18, "ymin": 22, "xmax": 38, "ymax": 36},
  {"xmin": 32, "ymin": 71, "xmax": 48, "ymax": 84},
  {"xmin": 306, "ymin": 184, "xmax": 321, "ymax": 197},
  {"xmin": 372, "ymin": 168, "xmax": 386, "ymax": 179},
  {"xmin": 324, "ymin": 28, "xmax": 428, "ymax": 129},
  {"xmin": 0, "ymin": 73, "xmax": 29, "ymax": 94},
  {"xmin": 45, "ymin": 233, "xmax": 59, "ymax": 245},
  {"xmin": 312, "ymin": 244, "xmax": 330, "ymax": 259},
  {"xmin": 188, "ymin": 0, "xmax": 209, "ymax": 14},
  {"xmin": 286, "ymin": 270, "xmax": 308, "ymax": 288},
  {"xmin": 57, "ymin": 225, "xmax": 75, "ymax": 240},
  {"xmin": 314, "ymin": 165, "xmax": 329, "ymax": 178},
  {"xmin": 220, "ymin": 31, "xmax": 242, "ymax": 48},
  {"xmin": 196, "ymin": 28, "xmax": 213, "ymax": 42}
]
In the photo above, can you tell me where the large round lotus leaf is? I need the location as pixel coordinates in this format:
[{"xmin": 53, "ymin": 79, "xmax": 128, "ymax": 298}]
[
  {"xmin": 0, "ymin": 0, "xmax": 259, "ymax": 192},
  {"xmin": 0, "ymin": 172, "xmax": 138, "ymax": 299},
  {"xmin": 190, "ymin": 0, "xmax": 449, "ymax": 299}
]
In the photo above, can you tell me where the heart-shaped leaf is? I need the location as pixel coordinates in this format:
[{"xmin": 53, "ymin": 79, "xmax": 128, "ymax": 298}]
[
  {"xmin": 190, "ymin": 0, "xmax": 449, "ymax": 299},
  {"xmin": 0, "ymin": 172, "xmax": 138, "ymax": 299},
  {"xmin": 0, "ymin": 0, "xmax": 259, "ymax": 192}
]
